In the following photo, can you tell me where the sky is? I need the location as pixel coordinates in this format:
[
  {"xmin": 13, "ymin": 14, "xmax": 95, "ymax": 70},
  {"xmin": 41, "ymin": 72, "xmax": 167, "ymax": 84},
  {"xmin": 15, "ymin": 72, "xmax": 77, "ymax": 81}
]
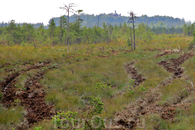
[{"xmin": 0, "ymin": 0, "xmax": 194, "ymax": 26}]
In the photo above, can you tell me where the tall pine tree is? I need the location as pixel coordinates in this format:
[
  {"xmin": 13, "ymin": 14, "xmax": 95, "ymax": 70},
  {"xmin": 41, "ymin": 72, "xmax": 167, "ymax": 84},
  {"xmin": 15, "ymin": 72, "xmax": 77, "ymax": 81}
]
[{"xmin": 49, "ymin": 19, "xmax": 56, "ymax": 46}]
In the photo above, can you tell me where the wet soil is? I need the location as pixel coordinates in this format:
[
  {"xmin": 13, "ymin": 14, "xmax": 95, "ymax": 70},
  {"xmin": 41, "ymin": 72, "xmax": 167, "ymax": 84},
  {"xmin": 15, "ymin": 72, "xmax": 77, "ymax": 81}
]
[
  {"xmin": 109, "ymin": 51, "xmax": 194, "ymax": 129},
  {"xmin": 16, "ymin": 67, "xmax": 56, "ymax": 129},
  {"xmin": 0, "ymin": 61, "xmax": 51, "ymax": 106},
  {"xmin": 111, "ymin": 87, "xmax": 191, "ymax": 130},
  {"xmin": 159, "ymin": 52, "xmax": 194, "ymax": 78},
  {"xmin": 0, "ymin": 60, "xmax": 54, "ymax": 129},
  {"xmin": 125, "ymin": 62, "xmax": 145, "ymax": 87}
]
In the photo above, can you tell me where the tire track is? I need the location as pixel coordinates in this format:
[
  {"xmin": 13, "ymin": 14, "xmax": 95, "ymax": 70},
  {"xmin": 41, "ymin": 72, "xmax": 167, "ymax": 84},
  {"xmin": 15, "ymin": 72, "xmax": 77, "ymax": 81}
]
[
  {"xmin": 158, "ymin": 52, "xmax": 194, "ymax": 78},
  {"xmin": 125, "ymin": 62, "xmax": 145, "ymax": 87},
  {"xmin": 0, "ymin": 60, "xmax": 51, "ymax": 107},
  {"xmin": 107, "ymin": 51, "xmax": 194, "ymax": 129},
  {"xmin": 16, "ymin": 66, "xmax": 56, "ymax": 129}
]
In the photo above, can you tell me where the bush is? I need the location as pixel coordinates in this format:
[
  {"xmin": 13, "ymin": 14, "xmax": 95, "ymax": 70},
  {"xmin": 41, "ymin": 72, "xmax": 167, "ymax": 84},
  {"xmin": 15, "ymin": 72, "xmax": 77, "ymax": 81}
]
[
  {"xmin": 139, "ymin": 85, "xmax": 146, "ymax": 91},
  {"xmin": 34, "ymin": 127, "xmax": 42, "ymax": 130},
  {"xmin": 51, "ymin": 97, "xmax": 105, "ymax": 129}
]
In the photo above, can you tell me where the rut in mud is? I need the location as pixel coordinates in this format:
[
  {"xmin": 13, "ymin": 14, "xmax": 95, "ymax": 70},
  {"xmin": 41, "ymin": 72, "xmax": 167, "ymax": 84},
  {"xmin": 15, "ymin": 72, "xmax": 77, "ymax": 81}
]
[
  {"xmin": 16, "ymin": 67, "xmax": 56, "ymax": 129},
  {"xmin": 0, "ymin": 59, "xmax": 57, "ymax": 130},
  {"xmin": 158, "ymin": 52, "xmax": 194, "ymax": 78},
  {"xmin": 0, "ymin": 60, "xmax": 51, "ymax": 107},
  {"xmin": 1, "ymin": 54, "xmax": 116, "ymax": 129},
  {"xmin": 108, "ymin": 51, "xmax": 195, "ymax": 129},
  {"xmin": 125, "ymin": 62, "xmax": 145, "ymax": 87},
  {"xmin": 110, "ymin": 85, "xmax": 193, "ymax": 129},
  {"xmin": 0, "ymin": 72, "xmax": 20, "ymax": 107}
]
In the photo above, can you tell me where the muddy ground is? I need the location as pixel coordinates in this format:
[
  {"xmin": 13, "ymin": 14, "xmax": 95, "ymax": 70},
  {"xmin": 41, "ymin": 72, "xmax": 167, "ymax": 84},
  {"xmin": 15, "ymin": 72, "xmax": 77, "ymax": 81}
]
[
  {"xmin": 0, "ymin": 60, "xmax": 55, "ymax": 129},
  {"xmin": 0, "ymin": 49, "xmax": 194, "ymax": 130},
  {"xmin": 125, "ymin": 62, "xmax": 145, "ymax": 87},
  {"xmin": 159, "ymin": 52, "xmax": 194, "ymax": 78},
  {"xmin": 109, "ymin": 51, "xmax": 194, "ymax": 130}
]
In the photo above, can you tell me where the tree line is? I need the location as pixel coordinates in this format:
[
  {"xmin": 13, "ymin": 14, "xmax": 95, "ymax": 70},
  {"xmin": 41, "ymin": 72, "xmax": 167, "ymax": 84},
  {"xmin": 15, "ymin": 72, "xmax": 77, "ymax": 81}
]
[
  {"xmin": 0, "ymin": 18, "xmax": 156, "ymax": 46},
  {"xmin": 0, "ymin": 19, "xmax": 192, "ymax": 46},
  {"xmin": 0, "ymin": 7, "xmax": 194, "ymax": 48}
]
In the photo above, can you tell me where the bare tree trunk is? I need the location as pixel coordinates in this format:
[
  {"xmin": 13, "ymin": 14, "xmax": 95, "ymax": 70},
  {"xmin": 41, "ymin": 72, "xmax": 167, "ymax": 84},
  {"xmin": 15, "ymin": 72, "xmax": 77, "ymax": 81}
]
[
  {"xmin": 60, "ymin": 3, "xmax": 76, "ymax": 51},
  {"xmin": 67, "ymin": 11, "xmax": 69, "ymax": 52},
  {"xmin": 128, "ymin": 11, "xmax": 136, "ymax": 51},
  {"xmin": 133, "ymin": 18, "xmax": 135, "ymax": 50},
  {"xmin": 130, "ymin": 27, "xmax": 133, "ymax": 51}
]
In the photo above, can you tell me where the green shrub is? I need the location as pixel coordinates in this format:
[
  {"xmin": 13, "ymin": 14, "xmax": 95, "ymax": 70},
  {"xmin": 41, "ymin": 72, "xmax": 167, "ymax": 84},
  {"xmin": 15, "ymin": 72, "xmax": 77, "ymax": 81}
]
[
  {"xmin": 52, "ymin": 97, "xmax": 105, "ymax": 129},
  {"xmin": 139, "ymin": 85, "xmax": 146, "ymax": 91},
  {"xmin": 95, "ymin": 82, "xmax": 113, "ymax": 97},
  {"xmin": 34, "ymin": 126, "xmax": 42, "ymax": 130}
]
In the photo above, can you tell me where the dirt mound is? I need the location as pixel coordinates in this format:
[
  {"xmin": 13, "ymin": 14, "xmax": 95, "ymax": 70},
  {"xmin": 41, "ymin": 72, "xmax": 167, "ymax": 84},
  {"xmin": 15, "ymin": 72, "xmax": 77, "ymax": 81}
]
[
  {"xmin": 125, "ymin": 62, "xmax": 145, "ymax": 87},
  {"xmin": 0, "ymin": 61, "xmax": 51, "ymax": 107},
  {"xmin": 110, "ymin": 52, "xmax": 194, "ymax": 129},
  {"xmin": 159, "ymin": 52, "xmax": 194, "ymax": 78},
  {"xmin": 16, "ymin": 68, "xmax": 55, "ymax": 129},
  {"xmin": 0, "ymin": 72, "xmax": 20, "ymax": 107},
  {"xmin": 110, "ymin": 88, "xmax": 191, "ymax": 129},
  {"xmin": 113, "ymin": 89, "xmax": 160, "ymax": 129},
  {"xmin": 169, "ymin": 52, "xmax": 194, "ymax": 65},
  {"xmin": 0, "ymin": 60, "xmax": 55, "ymax": 129},
  {"xmin": 160, "ymin": 106, "xmax": 176, "ymax": 119}
]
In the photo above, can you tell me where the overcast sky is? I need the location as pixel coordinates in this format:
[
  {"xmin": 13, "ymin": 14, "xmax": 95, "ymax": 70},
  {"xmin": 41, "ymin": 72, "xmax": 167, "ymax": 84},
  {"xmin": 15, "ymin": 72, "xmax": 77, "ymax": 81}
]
[{"xmin": 0, "ymin": 0, "xmax": 194, "ymax": 26}]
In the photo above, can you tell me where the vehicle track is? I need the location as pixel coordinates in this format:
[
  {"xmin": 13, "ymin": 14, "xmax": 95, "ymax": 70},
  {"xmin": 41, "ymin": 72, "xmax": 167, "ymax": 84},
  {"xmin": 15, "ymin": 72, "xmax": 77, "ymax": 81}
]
[
  {"xmin": 108, "ymin": 51, "xmax": 194, "ymax": 130},
  {"xmin": 125, "ymin": 62, "xmax": 145, "ymax": 87},
  {"xmin": 159, "ymin": 52, "xmax": 194, "ymax": 78},
  {"xmin": 16, "ymin": 66, "xmax": 56, "ymax": 129},
  {"xmin": 0, "ymin": 60, "xmax": 51, "ymax": 107}
]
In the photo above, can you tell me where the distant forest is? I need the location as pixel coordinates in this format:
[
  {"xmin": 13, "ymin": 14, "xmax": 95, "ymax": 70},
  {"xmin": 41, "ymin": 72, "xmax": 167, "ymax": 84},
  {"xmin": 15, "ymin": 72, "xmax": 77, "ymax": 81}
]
[
  {"xmin": 49, "ymin": 13, "xmax": 189, "ymax": 34},
  {"xmin": 0, "ymin": 13, "xmax": 191, "ymax": 29},
  {"xmin": 0, "ymin": 22, "xmax": 44, "ymax": 29},
  {"xmin": 51, "ymin": 13, "xmax": 187, "ymax": 28}
]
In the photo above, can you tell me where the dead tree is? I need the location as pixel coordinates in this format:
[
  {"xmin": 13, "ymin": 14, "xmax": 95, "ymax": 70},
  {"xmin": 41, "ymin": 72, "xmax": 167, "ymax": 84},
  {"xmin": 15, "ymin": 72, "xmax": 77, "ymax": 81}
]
[
  {"xmin": 76, "ymin": 9, "xmax": 83, "ymax": 44},
  {"xmin": 128, "ymin": 11, "xmax": 137, "ymax": 50},
  {"xmin": 129, "ymin": 27, "xmax": 133, "ymax": 51},
  {"xmin": 60, "ymin": 3, "xmax": 76, "ymax": 53}
]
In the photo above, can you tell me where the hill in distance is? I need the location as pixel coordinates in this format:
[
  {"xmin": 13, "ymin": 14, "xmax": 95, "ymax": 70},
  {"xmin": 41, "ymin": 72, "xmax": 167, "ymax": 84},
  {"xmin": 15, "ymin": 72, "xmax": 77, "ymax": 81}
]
[
  {"xmin": 0, "ymin": 12, "xmax": 189, "ymax": 29},
  {"xmin": 50, "ymin": 12, "xmax": 187, "ymax": 28}
]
